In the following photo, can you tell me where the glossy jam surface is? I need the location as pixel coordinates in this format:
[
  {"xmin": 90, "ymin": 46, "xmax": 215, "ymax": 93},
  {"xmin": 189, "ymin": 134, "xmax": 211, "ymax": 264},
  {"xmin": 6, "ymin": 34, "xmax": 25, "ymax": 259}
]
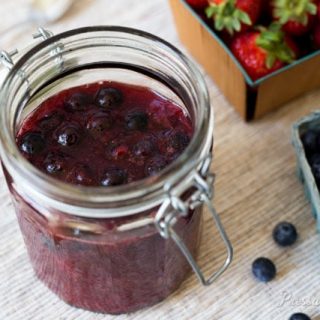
[
  {"xmin": 11, "ymin": 81, "xmax": 200, "ymax": 314},
  {"xmin": 16, "ymin": 81, "xmax": 193, "ymax": 186}
]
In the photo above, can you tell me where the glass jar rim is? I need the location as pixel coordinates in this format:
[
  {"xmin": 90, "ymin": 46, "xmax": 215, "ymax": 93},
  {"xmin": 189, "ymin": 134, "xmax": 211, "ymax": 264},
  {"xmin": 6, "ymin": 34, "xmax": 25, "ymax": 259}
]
[{"xmin": 0, "ymin": 26, "xmax": 212, "ymax": 213}]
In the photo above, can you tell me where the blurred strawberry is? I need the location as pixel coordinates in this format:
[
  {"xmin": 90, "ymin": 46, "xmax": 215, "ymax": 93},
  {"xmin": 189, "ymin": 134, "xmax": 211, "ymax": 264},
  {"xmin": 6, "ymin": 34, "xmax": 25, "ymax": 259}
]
[
  {"xmin": 230, "ymin": 23, "xmax": 298, "ymax": 80},
  {"xmin": 186, "ymin": 0, "xmax": 209, "ymax": 9},
  {"xmin": 205, "ymin": 0, "xmax": 262, "ymax": 35},
  {"xmin": 272, "ymin": 0, "xmax": 318, "ymax": 36},
  {"xmin": 312, "ymin": 20, "xmax": 320, "ymax": 49}
]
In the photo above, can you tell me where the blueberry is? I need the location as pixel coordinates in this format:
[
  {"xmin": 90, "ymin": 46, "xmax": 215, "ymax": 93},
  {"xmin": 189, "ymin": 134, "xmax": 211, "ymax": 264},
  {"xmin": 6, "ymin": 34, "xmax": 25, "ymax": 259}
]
[
  {"xmin": 133, "ymin": 139, "xmax": 155, "ymax": 157},
  {"xmin": 289, "ymin": 313, "xmax": 311, "ymax": 320},
  {"xmin": 44, "ymin": 153, "xmax": 67, "ymax": 174},
  {"xmin": 167, "ymin": 131, "xmax": 190, "ymax": 154},
  {"xmin": 39, "ymin": 112, "xmax": 64, "ymax": 131},
  {"xmin": 273, "ymin": 222, "xmax": 298, "ymax": 246},
  {"xmin": 96, "ymin": 87, "xmax": 123, "ymax": 108},
  {"xmin": 309, "ymin": 153, "xmax": 320, "ymax": 181},
  {"xmin": 101, "ymin": 167, "xmax": 128, "ymax": 186},
  {"xmin": 145, "ymin": 156, "xmax": 167, "ymax": 176},
  {"xmin": 65, "ymin": 92, "xmax": 92, "ymax": 111},
  {"xmin": 301, "ymin": 130, "xmax": 319, "ymax": 154},
  {"xmin": 252, "ymin": 257, "xmax": 276, "ymax": 282},
  {"xmin": 86, "ymin": 112, "xmax": 113, "ymax": 132},
  {"xmin": 55, "ymin": 123, "xmax": 81, "ymax": 146},
  {"xmin": 65, "ymin": 164, "xmax": 94, "ymax": 186},
  {"xmin": 125, "ymin": 112, "xmax": 148, "ymax": 131},
  {"xmin": 19, "ymin": 132, "xmax": 45, "ymax": 155}
]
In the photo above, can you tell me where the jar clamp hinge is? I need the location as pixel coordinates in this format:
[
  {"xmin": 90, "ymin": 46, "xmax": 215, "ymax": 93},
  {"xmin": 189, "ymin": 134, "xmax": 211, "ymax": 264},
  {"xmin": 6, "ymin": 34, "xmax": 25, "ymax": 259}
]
[
  {"xmin": 0, "ymin": 27, "xmax": 63, "ymax": 76},
  {"xmin": 155, "ymin": 155, "xmax": 233, "ymax": 286}
]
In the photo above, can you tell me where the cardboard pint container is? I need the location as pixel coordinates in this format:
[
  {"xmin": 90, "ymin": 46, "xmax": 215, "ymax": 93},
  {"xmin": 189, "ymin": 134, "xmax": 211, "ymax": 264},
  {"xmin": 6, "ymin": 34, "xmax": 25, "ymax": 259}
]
[{"xmin": 169, "ymin": 0, "xmax": 320, "ymax": 120}]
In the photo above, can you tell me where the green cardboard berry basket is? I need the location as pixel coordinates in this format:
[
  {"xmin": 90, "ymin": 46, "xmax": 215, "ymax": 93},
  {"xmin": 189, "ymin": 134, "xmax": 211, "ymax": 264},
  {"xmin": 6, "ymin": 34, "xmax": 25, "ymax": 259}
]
[{"xmin": 292, "ymin": 111, "xmax": 320, "ymax": 230}]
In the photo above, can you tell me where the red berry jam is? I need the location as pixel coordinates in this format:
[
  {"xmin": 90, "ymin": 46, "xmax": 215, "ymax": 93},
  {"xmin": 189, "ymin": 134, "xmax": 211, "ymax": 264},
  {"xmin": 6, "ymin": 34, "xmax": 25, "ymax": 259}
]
[
  {"xmin": 12, "ymin": 81, "xmax": 200, "ymax": 314},
  {"xmin": 16, "ymin": 81, "xmax": 193, "ymax": 186}
]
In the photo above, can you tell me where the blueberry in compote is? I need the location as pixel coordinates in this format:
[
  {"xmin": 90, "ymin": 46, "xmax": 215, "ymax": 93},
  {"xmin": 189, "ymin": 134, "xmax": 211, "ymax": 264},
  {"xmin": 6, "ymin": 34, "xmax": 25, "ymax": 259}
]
[
  {"xmin": 145, "ymin": 156, "xmax": 167, "ymax": 176},
  {"xmin": 125, "ymin": 111, "xmax": 148, "ymax": 131},
  {"xmin": 66, "ymin": 92, "xmax": 92, "ymax": 111},
  {"xmin": 133, "ymin": 139, "xmax": 155, "ymax": 157},
  {"xmin": 66, "ymin": 163, "xmax": 94, "ymax": 185},
  {"xmin": 44, "ymin": 152, "xmax": 67, "ymax": 174},
  {"xmin": 39, "ymin": 112, "xmax": 64, "ymax": 132},
  {"xmin": 55, "ymin": 123, "xmax": 81, "ymax": 146},
  {"xmin": 19, "ymin": 132, "xmax": 45, "ymax": 155},
  {"xmin": 101, "ymin": 167, "xmax": 128, "ymax": 186},
  {"xmin": 96, "ymin": 87, "xmax": 123, "ymax": 108},
  {"xmin": 86, "ymin": 112, "xmax": 113, "ymax": 133},
  {"xmin": 167, "ymin": 131, "xmax": 190, "ymax": 154}
]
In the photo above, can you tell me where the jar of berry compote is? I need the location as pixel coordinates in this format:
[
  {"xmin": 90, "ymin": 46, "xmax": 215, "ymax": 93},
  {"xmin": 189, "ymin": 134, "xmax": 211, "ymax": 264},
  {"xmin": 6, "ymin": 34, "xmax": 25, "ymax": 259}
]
[{"xmin": 0, "ymin": 26, "xmax": 232, "ymax": 314}]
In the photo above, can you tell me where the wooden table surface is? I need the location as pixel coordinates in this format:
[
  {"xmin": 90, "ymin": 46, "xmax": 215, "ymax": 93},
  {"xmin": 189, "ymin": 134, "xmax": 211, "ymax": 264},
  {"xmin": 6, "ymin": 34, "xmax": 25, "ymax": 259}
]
[{"xmin": 1, "ymin": 1, "xmax": 320, "ymax": 319}]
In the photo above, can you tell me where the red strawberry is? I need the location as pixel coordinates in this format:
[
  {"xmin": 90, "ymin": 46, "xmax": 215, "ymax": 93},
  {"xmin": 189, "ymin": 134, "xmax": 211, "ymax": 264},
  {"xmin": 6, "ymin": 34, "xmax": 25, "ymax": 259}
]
[
  {"xmin": 272, "ymin": 0, "xmax": 318, "ymax": 36},
  {"xmin": 230, "ymin": 23, "xmax": 298, "ymax": 80},
  {"xmin": 206, "ymin": 0, "xmax": 262, "ymax": 35},
  {"xmin": 318, "ymin": 2, "xmax": 320, "ymax": 20},
  {"xmin": 313, "ymin": 21, "xmax": 320, "ymax": 49},
  {"xmin": 186, "ymin": 0, "xmax": 208, "ymax": 9}
]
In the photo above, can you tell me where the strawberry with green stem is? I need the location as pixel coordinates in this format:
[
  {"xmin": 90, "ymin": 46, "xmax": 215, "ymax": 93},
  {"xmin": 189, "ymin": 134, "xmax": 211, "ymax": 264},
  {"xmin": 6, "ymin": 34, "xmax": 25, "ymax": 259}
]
[
  {"xmin": 205, "ymin": 0, "xmax": 262, "ymax": 35},
  {"xmin": 272, "ymin": 0, "xmax": 318, "ymax": 36},
  {"xmin": 230, "ymin": 23, "xmax": 298, "ymax": 80}
]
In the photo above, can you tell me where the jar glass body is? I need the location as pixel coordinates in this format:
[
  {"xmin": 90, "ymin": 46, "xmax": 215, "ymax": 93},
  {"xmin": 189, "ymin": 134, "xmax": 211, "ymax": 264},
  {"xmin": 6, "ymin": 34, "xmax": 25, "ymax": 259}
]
[{"xmin": 0, "ymin": 27, "xmax": 213, "ymax": 314}]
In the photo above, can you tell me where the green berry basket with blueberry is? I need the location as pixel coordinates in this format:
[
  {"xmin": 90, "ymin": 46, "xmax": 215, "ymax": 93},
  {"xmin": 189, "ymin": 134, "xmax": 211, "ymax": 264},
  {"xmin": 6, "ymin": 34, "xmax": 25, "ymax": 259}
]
[
  {"xmin": 169, "ymin": 0, "xmax": 320, "ymax": 120},
  {"xmin": 292, "ymin": 111, "xmax": 320, "ymax": 230}
]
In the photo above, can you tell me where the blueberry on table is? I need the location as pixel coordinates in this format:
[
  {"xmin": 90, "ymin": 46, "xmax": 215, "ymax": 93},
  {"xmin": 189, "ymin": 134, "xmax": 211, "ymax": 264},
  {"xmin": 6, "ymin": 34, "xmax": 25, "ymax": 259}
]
[
  {"xmin": 301, "ymin": 130, "xmax": 319, "ymax": 154},
  {"xmin": 145, "ymin": 156, "xmax": 167, "ymax": 176},
  {"xmin": 125, "ymin": 112, "xmax": 148, "ymax": 131},
  {"xmin": 96, "ymin": 87, "xmax": 123, "ymax": 108},
  {"xmin": 289, "ymin": 313, "xmax": 311, "ymax": 320},
  {"xmin": 19, "ymin": 132, "xmax": 45, "ymax": 155},
  {"xmin": 65, "ymin": 92, "xmax": 92, "ymax": 111},
  {"xmin": 273, "ymin": 222, "xmax": 298, "ymax": 247},
  {"xmin": 252, "ymin": 257, "xmax": 276, "ymax": 282},
  {"xmin": 86, "ymin": 112, "xmax": 113, "ymax": 132},
  {"xmin": 56, "ymin": 124, "xmax": 81, "ymax": 146},
  {"xmin": 101, "ymin": 167, "xmax": 128, "ymax": 186}
]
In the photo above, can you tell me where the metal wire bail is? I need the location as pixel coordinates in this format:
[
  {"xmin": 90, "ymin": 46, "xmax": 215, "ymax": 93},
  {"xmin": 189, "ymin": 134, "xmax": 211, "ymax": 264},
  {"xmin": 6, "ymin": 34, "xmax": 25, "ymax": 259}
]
[
  {"xmin": 154, "ymin": 154, "xmax": 233, "ymax": 286},
  {"xmin": 0, "ymin": 49, "xmax": 18, "ymax": 70}
]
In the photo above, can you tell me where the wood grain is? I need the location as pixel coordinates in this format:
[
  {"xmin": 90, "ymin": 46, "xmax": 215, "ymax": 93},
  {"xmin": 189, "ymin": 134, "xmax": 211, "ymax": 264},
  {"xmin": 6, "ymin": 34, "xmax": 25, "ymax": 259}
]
[{"xmin": 1, "ymin": 1, "xmax": 320, "ymax": 320}]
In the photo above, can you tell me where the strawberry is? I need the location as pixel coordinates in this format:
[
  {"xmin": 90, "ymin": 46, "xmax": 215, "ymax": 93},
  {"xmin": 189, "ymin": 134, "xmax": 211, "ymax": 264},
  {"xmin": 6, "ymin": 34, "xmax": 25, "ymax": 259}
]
[
  {"xmin": 272, "ymin": 0, "xmax": 318, "ymax": 36},
  {"xmin": 185, "ymin": 0, "xmax": 208, "ymax": 9},
  {"xmin": 205, "ymin": 0, "xmax": 262, "ymax": 35},
  {"xmin": 312, "ymin": 20, "xmax": 320, "ymax": 49},
  {"xmin": 230, "ymin": 23, "xmax": 298, "ymax": 80}
]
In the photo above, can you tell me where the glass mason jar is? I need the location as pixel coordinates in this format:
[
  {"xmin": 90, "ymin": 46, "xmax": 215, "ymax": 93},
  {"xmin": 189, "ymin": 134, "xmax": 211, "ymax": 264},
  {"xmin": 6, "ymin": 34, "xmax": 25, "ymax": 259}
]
[{"xmin": 0, "ymin": 27, "xmax": 232, "ymax": 314}]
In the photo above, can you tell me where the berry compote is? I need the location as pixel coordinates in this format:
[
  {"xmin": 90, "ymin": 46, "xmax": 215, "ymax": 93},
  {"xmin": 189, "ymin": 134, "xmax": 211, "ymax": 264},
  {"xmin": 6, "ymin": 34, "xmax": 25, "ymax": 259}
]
[
  {"xmin": 16, "ymin": 81, "xmax": 193, "ymax": 186},
  {"xmin": 13, "ymin": 81, "xmax": 200, "ymax": 314}
]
